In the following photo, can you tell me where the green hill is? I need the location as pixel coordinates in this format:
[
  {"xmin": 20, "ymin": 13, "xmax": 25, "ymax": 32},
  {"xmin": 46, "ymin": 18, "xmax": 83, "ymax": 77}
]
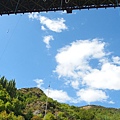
[{"xmin": 0, "ymin": 76, "xmax": 120, "ymax": 120}]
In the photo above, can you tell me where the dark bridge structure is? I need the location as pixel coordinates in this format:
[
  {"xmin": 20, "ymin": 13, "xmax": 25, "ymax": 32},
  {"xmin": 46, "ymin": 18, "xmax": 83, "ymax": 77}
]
[{"xmin": 0, "ymin": 0, "xmax": 120, "ymax": 15}]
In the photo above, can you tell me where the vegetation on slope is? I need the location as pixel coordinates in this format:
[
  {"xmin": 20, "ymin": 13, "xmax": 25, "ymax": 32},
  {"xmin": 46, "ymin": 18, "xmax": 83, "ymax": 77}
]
[{"xmin": 0, "ymin": 76, "xmax": 120, "ymax": 120}]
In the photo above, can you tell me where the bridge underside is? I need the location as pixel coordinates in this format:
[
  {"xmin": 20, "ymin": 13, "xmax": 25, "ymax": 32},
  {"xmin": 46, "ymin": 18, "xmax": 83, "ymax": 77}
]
[{"xmin": 0, "ymin": 0, "xmax": 120, "ymax": 15}]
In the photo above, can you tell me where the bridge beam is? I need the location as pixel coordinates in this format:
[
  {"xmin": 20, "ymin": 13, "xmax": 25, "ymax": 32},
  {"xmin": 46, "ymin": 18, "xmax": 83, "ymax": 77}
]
[{"xmin": 0, "ymin": 0, "xmax": 120, "ymax": 15}]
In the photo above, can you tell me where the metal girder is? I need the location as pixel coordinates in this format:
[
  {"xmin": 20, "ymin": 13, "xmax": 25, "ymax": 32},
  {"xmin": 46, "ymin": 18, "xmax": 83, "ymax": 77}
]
[{"xmin": 0, "ymin": 0, "xmax": 120, "ymax": 15}]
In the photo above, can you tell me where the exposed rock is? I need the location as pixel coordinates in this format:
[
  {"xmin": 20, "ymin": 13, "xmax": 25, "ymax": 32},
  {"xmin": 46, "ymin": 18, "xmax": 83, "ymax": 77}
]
[{"xmin": 33, "ymin": 110, "xmax": 41, "ymax": 115}]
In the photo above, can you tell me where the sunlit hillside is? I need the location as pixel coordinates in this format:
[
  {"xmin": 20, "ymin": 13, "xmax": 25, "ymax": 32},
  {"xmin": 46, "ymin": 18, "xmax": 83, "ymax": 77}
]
[{"xmin": 0, "ymin": 76, "xmax": 120, "ymax": 120}]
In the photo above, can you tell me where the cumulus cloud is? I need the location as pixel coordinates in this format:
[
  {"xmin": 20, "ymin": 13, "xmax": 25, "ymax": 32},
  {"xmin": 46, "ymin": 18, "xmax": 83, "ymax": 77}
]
[
  {"xmin": 55, "ymin": 39, "xmax": 106, "ymax": 78},
  {"xmin": 71, "ymin": 80, "xmax": 80, "ymax": 89},
  {"xmin": 77, "ymin": 88, "xmax": 108, "ymax": 103},
  {"xmin": 112, "ymin": 56, "xmax": 120, "ymax": 65},
  {"xmin": 28, "ymin": 12, "xmax": 67, "ymax": 32},
  {"xmin": 83, "ymin": 62, "xmax": 120, "ymax": 90},
  {"xmin": 44, "ymin": 89, "xmax": 72, "ymax": 103},
  {"xmin": 43, "ymin": 35, "xmax": 54, "ymax": 49},
  {"xmin": 33, "ymin": 79, "xmax": 44, "ymax": 88},
  {"xmin": 54, "ymin": 38, "xmax": 120, "ymax": 103},
  {"xmin": 34, "ymin": 78, "xmax": 73, "ymax": 103},
  {"xmin": 39, "ymin": 16, "xmax": 67, "ymax": 32}
]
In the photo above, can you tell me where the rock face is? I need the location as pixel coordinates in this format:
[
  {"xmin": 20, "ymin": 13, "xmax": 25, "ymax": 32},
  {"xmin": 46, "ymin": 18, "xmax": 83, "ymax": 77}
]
[
  {"xmin": 82, "ymin": 105, "xmax": 92, "ymax": 110},
  {"xmin": 33, "ymin": 110, "xmax": 41, "ymax": 115},
  {"xmin": 18, "ymin": 87, "xmax": 47, "ymax": 114}
]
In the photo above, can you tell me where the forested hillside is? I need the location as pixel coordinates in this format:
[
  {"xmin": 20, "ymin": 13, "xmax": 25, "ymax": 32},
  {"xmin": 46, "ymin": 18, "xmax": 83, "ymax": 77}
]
[{"xmin": 0, "ymin": 76, "xmax": 120, "ymax": 120}]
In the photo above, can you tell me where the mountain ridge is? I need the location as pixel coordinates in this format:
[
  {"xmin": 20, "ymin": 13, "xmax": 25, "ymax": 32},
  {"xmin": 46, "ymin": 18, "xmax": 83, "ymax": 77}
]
[{"xmin": 0, "ymin": 77, "xmax": 120, "ymax": 120}]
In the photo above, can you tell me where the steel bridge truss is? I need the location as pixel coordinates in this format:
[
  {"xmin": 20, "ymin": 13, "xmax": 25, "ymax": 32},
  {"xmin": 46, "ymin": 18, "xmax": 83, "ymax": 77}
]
[{"xmin": 0, "ymin": 0, "xmax": 120, "ymax": 15}]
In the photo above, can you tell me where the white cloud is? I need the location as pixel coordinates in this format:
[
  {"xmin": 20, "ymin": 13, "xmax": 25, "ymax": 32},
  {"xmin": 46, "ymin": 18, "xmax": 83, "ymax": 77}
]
[
  {"xmin": 44, "ymin": 89, "xmax": 72, "ymax": 103},
  {"xmin": 39, "ymin": 16, "xmax": 67, "ymax": 32},
  {"xmin": 41, "ymin": 25, "xmax": 46, "ymax": 31},
  {"xmin": 71, "ymin": 80, "xmax": 79, "ymax": 89},
  {"xmin": 43, "ymin": 35, "xmax": 54, "ymax": 49},
  {"xmin": 77, "ymin": 88, "xmax": 108, "ymax": 103},
  {"xmin": 28, "ymin": 12, "xmax": 39, "ymax": 20},
  {"xmin": 34, "ymin": 78, "xmax": 73, "ymax": 103},
  {"xmin": 33, "ymin": 36, "xmax": 120, "ymax": 104},
  {"xmin": 55, "ymin": 39, "xmax": 106, "ymax": 78},
  {"xmin": 54, "ymin": 38, "xmax": 120, "ymax": 103},
  {"xmin": 28, "ymin": 13, "xmax": 67, "ymax": 32},
  {"xmin": 83, "ymin": 62, "xmax": 120, "ymax": 90},
  {"xmin": 34, "ymin": 79, "xmax": 44, "ymax": 88},
  {"xmin": 109, "ymin": 101, "xmax": 115, "ymax": 104},
  {"xmin": 112, "ymin": 56, "xmax": 120, "ymax": 65}
]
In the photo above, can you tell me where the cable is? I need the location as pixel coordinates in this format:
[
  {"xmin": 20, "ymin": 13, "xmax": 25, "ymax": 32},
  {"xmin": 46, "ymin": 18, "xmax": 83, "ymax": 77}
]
[
  {"xmin": 116, "ymin": 0, "xmax": 119, "ymax": 6},
  {"xmin": 15, "ymin": 0, "xmax": 20, "ymax": 13},
  {"xmin": 61, "ymin": 0, "xmax": 63, "ymax": 8},
  {"xmin": 44, "ymin": 82, "xmax": 51, "ymax": 120},
  {"xmin": 0, "ymin": 15, "xmax": 22, "ymax": 62},
  {"xmin": 115, "ymin": 0, "xmax": 120, "ymax": 16}
]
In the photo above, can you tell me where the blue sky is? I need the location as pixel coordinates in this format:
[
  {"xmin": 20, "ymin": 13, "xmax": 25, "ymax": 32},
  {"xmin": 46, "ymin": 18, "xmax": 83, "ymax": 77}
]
[{"xmin": 0, "ymin": 8, "xmax": 120, "ymax": 108}]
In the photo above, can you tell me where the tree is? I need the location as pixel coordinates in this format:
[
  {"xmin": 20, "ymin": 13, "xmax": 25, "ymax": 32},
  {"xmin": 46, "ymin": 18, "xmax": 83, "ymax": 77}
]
[
  {"xmin": 0, "ymin": 76, "xmax": 17, "ymax": 98},
  {"xmin": 6, "ymin": 80, "xmax": 17, "ymax": 98},
  {"xmin": 17, "ymin": 116, "xmax": 25, "ymax": 120},
  {"xmin": 0, "ymin": 111, "xmax": 9, "ymax": 120},
  {"xmin": 0, "ymin": 76, "xmax": 7, "ymax": 88},
  {"xmin": 31, "ymin": 115, "xmax": 42, "ymax": 120},
  {"xmin": 79, "ymin": 109, "xmax": 95, "ymax": 120},
  {"xmin": 25, "ymin": 110, "xmax": 33, "ymax": 120},
  {"xmin": 44, "ymin": 112, "xmax": 56, "ymax": 120},
  {"xmin": 5, "ymin": 101, "xmax": 12, "ymax": 113},
  {"xmin": 56, "ymin": 112, "xmax": 66, "ymax": 120},
  {"xmin": 0, "ymin": 89, "xmax": 10, "ymax": 103},
  {"xmin": 0, "ymin": 111, "xmax": 24, "ymax": 120},
  {"xmin": 12, "ymin": 98, "xmax": 23, "ymax": 115},
  {"xmin": 0, "ymin": 99, "xmax": 5, "ymax": 112}
]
